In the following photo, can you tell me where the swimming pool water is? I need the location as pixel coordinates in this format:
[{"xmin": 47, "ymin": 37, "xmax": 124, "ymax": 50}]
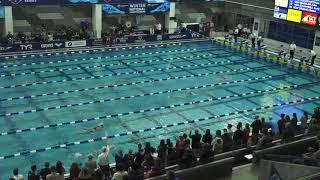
[{"xmin": 0, "ymin": 40, "xmax": 320, "ymax": 178}]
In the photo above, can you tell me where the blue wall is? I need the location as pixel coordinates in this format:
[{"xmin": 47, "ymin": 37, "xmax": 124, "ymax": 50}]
[{"xmin": 268, "ymin": 21, "xmax": 315, "ymax": 49}]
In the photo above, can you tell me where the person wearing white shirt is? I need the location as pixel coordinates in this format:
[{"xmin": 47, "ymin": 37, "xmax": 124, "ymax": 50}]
[
  {"xmin": 237, "ymin": 24, "xmax": 243, "ymax": 36},
  {"xmin": 250, "ymin": 33, "xmax": 256, "ymax": 48},
  {"xmin": 98, "ymin": 145, "xmax": 110, "ymax": 177},
  {"xmin": 310, "ymin": 50, "xmax": 317, "ymax": 66},
  {"xmin": 48, "ymin": 33, "xmax": 53, "ymax": 42},
  {"xmin": 289, "ymin": 42, "xmax": 296, "ymax": 59},
  {"xmin": 234, "ymin": 28, "xmax": 239, "ymax": 42},
  {"xmin": 257, "ymin": 36, "xmax": 263, "ymax": 48},
  {"xmin": 12, "ymin": 168, "xmax": 24, "ymax": 180},
  {"xmin": 155, "ymin": 22, "xmax": 162, "ymax": 35}
]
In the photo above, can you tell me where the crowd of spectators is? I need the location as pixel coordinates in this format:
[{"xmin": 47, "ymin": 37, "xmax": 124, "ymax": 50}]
[
  {"xmin": 1, "ymin": 22, "xmax": 91, "ymax": 45},
  {"xmin": 9, "ymin": 106, "xmax": 320, "ymax": 180}
]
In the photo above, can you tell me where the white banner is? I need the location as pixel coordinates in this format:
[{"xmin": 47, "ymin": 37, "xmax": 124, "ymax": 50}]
[{"xmin": 65, "ymin": 40, "xmax": 86, "ymax": 48}]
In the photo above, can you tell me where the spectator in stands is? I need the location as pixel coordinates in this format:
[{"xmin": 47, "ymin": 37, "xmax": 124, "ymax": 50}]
[
  {"xmin": 251, "ymin": 116, "xmax": 262, "ymax": 135},
  {"xmin": 189, "ymin": 129, "xmax": 202, "ymax": 150},
  {"xmin": 214, "ymin": 138, "xmax": 223, "ymax": 154},
  {"xmin": 178, "ymin": 147, "xmax": 197, "ymax": 169},
  {"xmin": 144, "ymin": 142, "xmax": 156, "ymax": 155},
  {"xmin": 227, "ymin": 124, "xmax": 233, "ymax": 137},
  {"xmin": 183, "ymin": 133, "xmax": 190, "ymax": 148},
  {"xmin": 312, "ymin": 106, "xmax": 320, "ymax": 120},
  {"xmin": 6, "ymin": 31, "xmax": 14, "ymax": 44},
  {"xmin": 142, "ymin": 153, "xmax": 154, "ymax": 170},
  {"xmin": 98, "ymin": 146, "xmax": 110, "ymax": 177},
  {"xmin": 256, "ymin": 128, "xmax": 273, "ymax": 150},
  {"xmin": 285, "ymin": 115, "xmax": 291, "ymax": 123},
  {"xmin": 310, "ymin": 50, "xmax": 317, "ymax": 66},
  {"xmin": 202, "ymin": 129, "xmax": 213, "ymax": 146},
  {"xmin": 85, "ymin": 154, "xmax": 97, "ymax": 176},
  {"xmin": 112, "ymin": 164, "xmax": 128, "ymax": 180},
  {"xmin": 46, "ymin": 166, "xmax": 63, "ymax": 180},
  {"xmin": 135, "ymin": 144, "xmax": 144, "ymax": 167},
  {"xmin": 282, "ymin": 122, "xmax": 295, "ymax": 142},
  {"xmin": 124, "ymin": 149, "xmax": 135, "ymax": 170},
  {"xmin": 157, "ymin": 139, "xmax": 167, "ymax": 163},
  {"xmin": 261, "ymin": 117, "xmax": 269, "ymax": 130},
  {"xmin": 12, "ymin": 168, "xmax": 24, "ymax": 180},
  {"xmin": 155, "ymin": 22, "xmax": 162, "ymax": 35},
  {"xmin": 28, "ymin": 165, "xmax": 40, "ymax": 180},
  {"xmin": 47, "ymin": 33, "xmax": 54, "ymax": 42},
  {"xmin": 176, "ymin": 136, "xmax": 185, "ymax": 157},
  {"xmin": 222, "ymin": 128, "xmax": 233, "ymax": 152},
  {"xmin": 278, "ymin": 114, "xmax": 286, "ymax": 135},
  {"xmin": 55, "ymin": 161, "xmax": 65, "ymax": 176},
  {"xmin": 78, "ymin": 167, "xmax": 91, "ymax": 180},
  {"xmin": 300, "ymin": 111, "xmax": 309, "ymax": 134},
  {"xmin": 289, "ymin": 42, "xmax": 297, "ymax": 60},
  {"xmin": 212, "ymin": 130, "xmax": 222, "ymax": 151},
  {"xmin": 115, "ymin": 149, "xmax": 125, "ymax": 167},
  {"xmin": 233, "ymin": 123, "xmax": 244, "ymax": 148},
  {"xmin": 199, "ymin": 143, "xmax": 214, "ymax": 164},
  {"xmin": 308, "ymin": 118, "xmax": 319, "ymax": 134},
  {"xmin": 291, "ymin": 113, "xmax": 298, "ymax": 132},
  {"xmin": 17, "ymin": 32, "xmax": 27, "ymax": 43},
  {"xmin": 167, "ymin": 140, "xmax": 177, "ymax": 165},
  {"xmin": 243, "ymin": 123, "xmax": 251, "ymax": 146},
  {"xmin": 69, "ymin": 162, "xmax": 81, "ymax": 180},
  {"xmin": 40, "ymin": 162, "xmax": 51, "ymax": 180}
]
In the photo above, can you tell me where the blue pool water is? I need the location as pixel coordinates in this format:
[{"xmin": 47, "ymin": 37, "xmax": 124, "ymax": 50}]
[{"xmin": 0, "ymin": 40, "xmax": 320, "ymax": 178}]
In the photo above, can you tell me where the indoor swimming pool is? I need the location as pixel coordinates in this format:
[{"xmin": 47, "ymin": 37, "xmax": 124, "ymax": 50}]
[{"xmin": 0, "ymin": 40, "xmax": 320, "ymax": 178}]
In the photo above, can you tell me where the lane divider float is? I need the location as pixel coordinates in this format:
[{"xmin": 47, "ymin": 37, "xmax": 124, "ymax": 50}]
[{"xmin": 0, "ymin": 77, "xmax": 312, "ymax": 135}]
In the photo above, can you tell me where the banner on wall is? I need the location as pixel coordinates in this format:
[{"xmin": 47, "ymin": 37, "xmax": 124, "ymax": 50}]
[
  {"xmin": 115, "ymin": 32, "xmax": 202, "ymax": 44},
  {"xmin": 301, "ymin": 12, "xmax": 318, "ymax": 26},
  {"xmin": 0, "ymin": 0, "xmax": 169, "ymax": 6},
  {"xmin": 0, "ymin": 39, "xmax": 94, "ymax": 53},
  {"xmin": 102, "ymin": 1, "xmax": 170, "ymax": 14}
]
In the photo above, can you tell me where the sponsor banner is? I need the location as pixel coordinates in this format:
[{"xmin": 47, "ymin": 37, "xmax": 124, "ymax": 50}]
[
  {"xmin": 275, "ymin": 0, "xmax": 288, "ymax": 8},
  {"xmin": 288, "ymin": 0, "xmax": 320, "ymax": 14},
  {"xmin": 301, "ymin": 12, "xmax": 318, "ymax": 26},
  {"xmin": 65, "ymin": 40, "xmax": 87, "ymax": 48},
  {"xmin": 114, "ymin": 32, "xmax": 201, "ymax": 44},
  {"xmin": 2, "ymin": 0, "xmax": 99, "ymax": 6},
  {"xmin": 287, "ymin": 9, "xmax": 302, "ymax": 23},
  {"xmin": 0, "ymin": 46, "xmax": 14, "ymax": 53},
  {"xmin": 1, "ymin": 0, "xmax": 168, "ymax": 6},
  {"xmin": 102, "ymin": 1, "xmax": 170, "ymax": 14},
  {"xmin": 40, "ymin": 42, "xmax": 65, "ymax": 49},
  {"xmin": 274, "ymin": 6, "xmax": 288, "ymax": 20},
  {"xmin": 0, "ymin": 40, "xmax": 92, "ymax": 53}
]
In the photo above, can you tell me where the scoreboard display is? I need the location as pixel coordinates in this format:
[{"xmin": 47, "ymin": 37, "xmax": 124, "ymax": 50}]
[{"xmin": 274, "ymin": 0, "xmax": 320, "ymax": 27}]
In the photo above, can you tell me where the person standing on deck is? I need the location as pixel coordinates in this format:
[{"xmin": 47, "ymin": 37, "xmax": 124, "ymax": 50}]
[
  {"xmin": 310, "ymin": 50, "xmax": 317, "ymax": 66},
  {"xmin": 289, "ymin": 42, "xmax": 296, "ymax": 60}
]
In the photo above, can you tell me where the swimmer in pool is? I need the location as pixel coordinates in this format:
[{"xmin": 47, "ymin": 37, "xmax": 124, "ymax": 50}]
[
  {"xmin": 173, "ymin": 90, "xmax": 196, "ymax": 98},
  {"xmin": 219, "ymin": 76, "xmax": 232, "ymax": 81},
  {"xmin": 79, "ymin": 123, "xmax": 104, "ymax": 134}
]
